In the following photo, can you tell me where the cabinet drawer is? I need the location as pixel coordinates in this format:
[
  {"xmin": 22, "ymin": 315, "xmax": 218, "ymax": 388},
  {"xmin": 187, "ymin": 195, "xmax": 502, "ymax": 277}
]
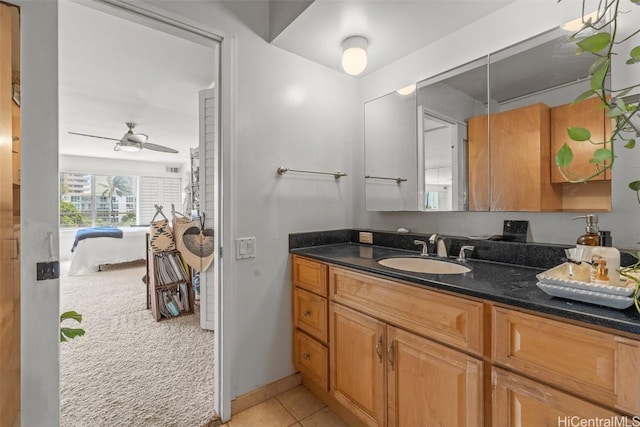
[
  {"xmin": 493, "ymin": 307, "xmax": 640, "ymax": 414},
  {"xmin": 492, "ymin": 367, "xmax": 620, "ymax": 426},
  {"xmin": 293, "ymin": 287, "xmax": 328, "ymax": 343},
  {"xmin": 330, "ymin": 266, "xmax": 483, "ymax": 355},
  {"xmin": 292, "ymin": 256, "xmax": 328, "ymax": 297},
  {"xmin": 294, "ymin": 330, "xmax": 328, "ymax": 391}
]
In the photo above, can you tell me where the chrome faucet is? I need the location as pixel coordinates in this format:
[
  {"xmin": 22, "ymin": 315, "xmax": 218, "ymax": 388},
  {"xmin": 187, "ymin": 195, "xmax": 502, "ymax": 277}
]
[
  {"xmin": 429, "ymin": 234, "xmax": 448, "ymax": 258},
  {"xmin": 414, "ymin": 240, "xmax": 429, "ymax": 256},
  {"xmin": 457, "ymin": 245, "xmax": 475, "ymax": 262}
]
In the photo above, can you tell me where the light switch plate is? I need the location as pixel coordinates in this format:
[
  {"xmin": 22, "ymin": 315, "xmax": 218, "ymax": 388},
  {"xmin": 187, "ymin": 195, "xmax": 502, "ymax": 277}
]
[{"xmin": 236, "ymin": 237, "xmax": 256, "ymax": 259}]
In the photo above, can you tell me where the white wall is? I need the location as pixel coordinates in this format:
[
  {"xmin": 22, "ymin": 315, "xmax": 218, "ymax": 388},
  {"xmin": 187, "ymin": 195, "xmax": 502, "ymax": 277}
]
[
  {"xmin": 357, "ymin": 0, "xmax": 640, "ymax": 249},
  {"xmin": 144, "ymin": 0, "xmax": 359, "ymax": 398},
  {"xmin": 16, "ymin": 1, "xmax": 61, "ymax": 425}
]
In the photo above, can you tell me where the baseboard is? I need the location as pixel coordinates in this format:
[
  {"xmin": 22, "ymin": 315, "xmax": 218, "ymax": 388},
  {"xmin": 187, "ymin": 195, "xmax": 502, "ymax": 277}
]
[{"xmin": 230, "ymin": 372, "xmax": 302, "ymax": 415}]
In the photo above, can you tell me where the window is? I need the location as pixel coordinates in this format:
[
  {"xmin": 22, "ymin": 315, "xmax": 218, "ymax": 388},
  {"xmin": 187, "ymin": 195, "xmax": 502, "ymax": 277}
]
[{"xmin": 60, "ymin": 173, "xmax": 181, "ymax": 228}]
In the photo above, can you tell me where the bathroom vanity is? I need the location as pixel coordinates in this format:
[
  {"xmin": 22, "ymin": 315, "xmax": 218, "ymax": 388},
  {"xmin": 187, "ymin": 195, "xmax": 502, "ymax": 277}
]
[{"xmin": 290, "ymin": 239, "xmax": 640, "ymax": 426}]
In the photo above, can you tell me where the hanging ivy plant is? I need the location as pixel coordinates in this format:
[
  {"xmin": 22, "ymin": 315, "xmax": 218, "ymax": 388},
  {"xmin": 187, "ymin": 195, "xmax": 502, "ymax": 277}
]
[{"xmin": 555, "ymin": 0, "xmax": 640, "ymax": 194}]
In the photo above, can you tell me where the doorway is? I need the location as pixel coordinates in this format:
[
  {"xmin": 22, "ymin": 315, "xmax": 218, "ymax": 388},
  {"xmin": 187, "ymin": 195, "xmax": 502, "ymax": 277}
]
[{"xmin": 57, "ymin": 1, "xmax": 225, "ymax": 425}]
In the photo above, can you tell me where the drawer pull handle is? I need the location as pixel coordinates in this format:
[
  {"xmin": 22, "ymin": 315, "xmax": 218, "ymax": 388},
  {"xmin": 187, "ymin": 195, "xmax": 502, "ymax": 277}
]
[
  {"xmin": 375, "ymin": 334, "xmax": 383, "ymax": 363},
  {"xmin": 388, "ymin": 341, "xmax": 395, "ymax": 370},
  {"xmin": 303, "ymin": 310, "xmax": 311, "ymax": 317},
  {"xmin": 302, "ymin": 352, "xmax": 311, "ymax": 360}
]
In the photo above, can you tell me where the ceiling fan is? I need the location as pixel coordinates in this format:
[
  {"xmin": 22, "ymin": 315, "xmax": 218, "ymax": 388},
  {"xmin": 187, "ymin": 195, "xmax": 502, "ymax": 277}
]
[{"xmin": 68, "ymin": 122, "xmax": 179, "ymax": 153}]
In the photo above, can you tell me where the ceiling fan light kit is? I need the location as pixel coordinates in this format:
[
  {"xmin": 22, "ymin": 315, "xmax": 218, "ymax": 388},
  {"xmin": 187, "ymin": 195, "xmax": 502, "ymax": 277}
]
[{"xmin": 68, "ymin": 122, "xmax": 179, "ymax": 154}]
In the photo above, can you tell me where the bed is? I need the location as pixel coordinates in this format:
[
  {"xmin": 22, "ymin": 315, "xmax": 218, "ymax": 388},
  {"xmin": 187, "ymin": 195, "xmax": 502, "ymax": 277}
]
[{"xmin": 68, "ymin": 226, "xmax": 149, "ymax": 276}]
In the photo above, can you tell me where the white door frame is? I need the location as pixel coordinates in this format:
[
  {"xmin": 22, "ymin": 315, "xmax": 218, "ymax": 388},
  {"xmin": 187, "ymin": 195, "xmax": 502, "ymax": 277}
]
[{"xmin": 71, "ymin": 0, "xmax": 235, "ymax": 421}]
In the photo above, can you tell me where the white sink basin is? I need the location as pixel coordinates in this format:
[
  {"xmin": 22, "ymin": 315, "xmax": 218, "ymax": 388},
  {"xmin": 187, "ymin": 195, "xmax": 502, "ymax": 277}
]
[{"xmin": 378, "ymin": 257, "xmax": 471, "ymax": 274}]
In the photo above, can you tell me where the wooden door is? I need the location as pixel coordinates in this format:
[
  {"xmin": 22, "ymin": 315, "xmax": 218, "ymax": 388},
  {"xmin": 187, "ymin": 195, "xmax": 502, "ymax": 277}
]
[
  {"xmin": 551, "ymin": 97, "xmax": 611, "ymax": 183},
  {"xmin": 0, "ymin": 3, "xmax": 19, "ymax": 426},
  {"xmin": 492, "ymin": 367, "xmax": 620, "ymax": 426},
  {"xmin": 330, "ymin": 303, "xmax": 386, "ymax": 427},
  {"xmin": 467, "ymin": 114, "xmax": 489, "ymax": 211},
  {"xmin": 490, "ymin": 103, "xmax": 561, "ymax": 211},
  {"xmin": 387, "ymin": 326, "xmax": 483, "ymax": 427}
]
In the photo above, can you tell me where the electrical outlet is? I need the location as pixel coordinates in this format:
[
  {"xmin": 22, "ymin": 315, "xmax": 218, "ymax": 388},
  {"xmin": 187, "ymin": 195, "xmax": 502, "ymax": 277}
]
[{"xmin": 359, "ymin": 231, "xmax": 373, "ymax": 244}]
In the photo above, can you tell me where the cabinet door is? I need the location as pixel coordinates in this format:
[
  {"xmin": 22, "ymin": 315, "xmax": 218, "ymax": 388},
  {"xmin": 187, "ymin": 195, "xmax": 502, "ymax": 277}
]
[
  {"xmin": 330, "ymin": 303, "xmax": 386, "ymax": 427},
  {"xmin": 490, "ymin": 103, "xmax": 561, "ymax": 211},
  {"xmin": 387, "ymin": 326, "xmax": 483, "ymax": 427},
  {"xmin": 492, "ymin": 367, "xmax": 621, "ymax": 426},
  {"xmin": 551, "ymin": 97, "xmax": 610, "ymax": 183},
  {"xmin": 468, "ymin": 114, "xmax": 489, "ymax": 211}
]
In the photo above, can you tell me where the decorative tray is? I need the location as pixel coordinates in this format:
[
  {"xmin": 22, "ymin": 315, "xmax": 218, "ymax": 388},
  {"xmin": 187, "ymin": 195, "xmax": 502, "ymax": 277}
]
[
  {"xmin": 536, "ymin": 282, "xmax": 635, "ymax": 310},
  {"xmin": 536, "ymin": 263, "xmax": 635, "ymax": 297}
]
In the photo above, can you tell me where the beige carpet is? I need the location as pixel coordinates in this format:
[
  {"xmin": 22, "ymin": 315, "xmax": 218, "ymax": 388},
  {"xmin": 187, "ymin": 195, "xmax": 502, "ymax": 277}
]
[{"xmin": 60, "ymin": 261, "xmax": 217, "ymax": 427}]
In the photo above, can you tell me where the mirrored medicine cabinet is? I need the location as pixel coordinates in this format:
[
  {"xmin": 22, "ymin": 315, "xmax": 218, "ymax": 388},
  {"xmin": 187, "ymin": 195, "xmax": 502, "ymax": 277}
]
[{"xmin": 364, "ymin": 23, "xmax": 612, "ymax": 213}]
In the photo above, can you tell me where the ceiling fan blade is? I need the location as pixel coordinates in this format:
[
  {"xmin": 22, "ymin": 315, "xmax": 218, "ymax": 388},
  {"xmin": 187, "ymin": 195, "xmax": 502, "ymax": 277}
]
[
  {"xmin": 68, "ymin": 131, "xmax": 120, "ymax": 142},
  {"xmin": 142, "ymin": 142, "xmax": 179, "ymax": 153}
]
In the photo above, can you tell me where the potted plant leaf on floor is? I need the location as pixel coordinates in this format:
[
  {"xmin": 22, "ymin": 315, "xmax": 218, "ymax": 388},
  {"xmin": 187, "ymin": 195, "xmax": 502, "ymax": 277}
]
[
  {"xmin": 60, "ymin": 310, "xmax": 85, "ymax": 342},
  {"xmin": 555, "ymin": 0, "xmax": 640, "ymax": 311}
]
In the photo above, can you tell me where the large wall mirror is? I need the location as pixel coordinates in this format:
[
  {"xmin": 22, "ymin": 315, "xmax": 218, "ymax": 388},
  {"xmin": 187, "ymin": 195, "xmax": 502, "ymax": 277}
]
[{"xmin": 364, "ymin": 23, "xmax": 612, "ymax": 212}]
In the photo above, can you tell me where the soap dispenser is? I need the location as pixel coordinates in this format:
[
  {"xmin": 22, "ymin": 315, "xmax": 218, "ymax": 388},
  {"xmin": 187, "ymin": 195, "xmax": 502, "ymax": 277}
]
[{"xmin": 572, "ymin": 214, "xmax": 599, "ymax": 263}]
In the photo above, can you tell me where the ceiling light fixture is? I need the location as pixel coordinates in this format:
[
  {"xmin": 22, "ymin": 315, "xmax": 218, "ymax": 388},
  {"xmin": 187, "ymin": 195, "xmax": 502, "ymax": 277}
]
[
  {"xmin": 341, "ymin": 36, "xmax": 368, "ymax": 76},
  {"xmin": 396, "ymin": 84, "xmax": 417, "ymax": 96}
]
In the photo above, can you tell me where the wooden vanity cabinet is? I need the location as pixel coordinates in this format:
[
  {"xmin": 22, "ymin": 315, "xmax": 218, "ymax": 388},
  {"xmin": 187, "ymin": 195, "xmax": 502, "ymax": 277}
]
[
  {"xmin": 292, "ymin": 256, "xmax": 329, "ymax": 391},
  {"xmin": 329, "ymin": 266, "xmax": 484, "ymax": 427},
  {"xmin": 493, "ymin": 307, "xmax": 640, "ymax": 416},
  {"xmin": 492, "ymin": 367, "xmax": 620, "ymax": 426}
]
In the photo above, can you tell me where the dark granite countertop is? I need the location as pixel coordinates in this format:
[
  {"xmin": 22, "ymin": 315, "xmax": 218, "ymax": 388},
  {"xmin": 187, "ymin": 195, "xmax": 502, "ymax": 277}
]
[{"xmin": 290, "ymin": 242, "xmax": 640, "ymax": 336}]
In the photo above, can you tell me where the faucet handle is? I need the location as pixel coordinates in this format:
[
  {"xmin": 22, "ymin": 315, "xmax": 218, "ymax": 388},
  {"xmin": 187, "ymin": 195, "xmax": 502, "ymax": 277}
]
[
  {"xmin": 414, "ymin": 240, "xmax": 428, "ymax": 256},
  {"xmin": 458, "ymin": 245, "xmax": 475, "ymax": 262}
]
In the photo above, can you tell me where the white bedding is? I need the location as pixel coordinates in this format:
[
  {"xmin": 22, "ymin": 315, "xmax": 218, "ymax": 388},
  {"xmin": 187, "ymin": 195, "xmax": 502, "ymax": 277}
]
[{"xmin": 68, "ymin": 227, "xmax": 148, "ymax": 276}]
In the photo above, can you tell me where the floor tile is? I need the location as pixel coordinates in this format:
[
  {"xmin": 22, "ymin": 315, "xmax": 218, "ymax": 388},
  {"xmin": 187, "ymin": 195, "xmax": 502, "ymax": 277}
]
[
  {"xmin": 276, "ymin": 385, "xmax": 325, "ymax": 421},
  {"xmin": 300, "ymin": 407, "xmax": 349, "ymax": 427},
  {"xmin": 228, "ymin": 398, "xmax": 297, "ymax": 427}
]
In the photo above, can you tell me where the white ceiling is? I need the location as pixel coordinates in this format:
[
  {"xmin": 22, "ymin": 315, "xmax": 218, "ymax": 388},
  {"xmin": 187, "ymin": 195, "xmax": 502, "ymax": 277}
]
[
  {"xmin": 58, "ymin": 1, "xmax": 516, "ymax": 163},
  {"xmin": 58, "ymin": 1, "xmax": 216, "ymax": 163},
  {"xmin": 271, "ymin": 0, "xmax": 515, "ymax": 77}
]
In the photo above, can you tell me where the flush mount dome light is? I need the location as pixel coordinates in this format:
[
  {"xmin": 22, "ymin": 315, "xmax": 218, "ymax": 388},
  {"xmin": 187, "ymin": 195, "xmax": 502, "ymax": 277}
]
[
  {"xmin": 396, "ymin": 84, "xmax": 417, "ymax": 95},
  {"xmin": 341, "ymin": 36, "xmax": 368, "ymax": 76}
]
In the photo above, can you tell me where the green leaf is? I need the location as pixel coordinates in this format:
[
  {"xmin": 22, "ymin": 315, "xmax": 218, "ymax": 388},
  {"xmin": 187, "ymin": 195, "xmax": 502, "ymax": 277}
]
[
  {"xmin": 573, "ymin": 89, "xmax": 596, "ymax": 104},
  {"xmin": 567, "ymin": 127, "xmax": 591, "ymax": 141},
  {"xmin": 556, "ymin": 143, "xmax": 574, "ymax": 167},
  {"xmin": 593, "ymin": 148, "xmax": 613, "ymax": 162},
  {"xmin": 577, "ymin": 32, "xmax": 612, "ymax": 54},
  {"xmin": 631, "ymin": 46, "xmax": 640, "ymax": 61},
  {"xmin": 60, "ymin": 310, "xmax": 82, "ymax": 323},
  {"xmin": 590, "ymin": 58, "xmax": 610, "ymax": 91},
  {"xmin": 630, "ymin": 181, "xmax": 640, "ymax": 191},
  {"xmin": 60, "ymin": 327, "xmax": 85, "ymax": 343},
  {"xmin": 625, "ymin": 139, "xmax": 636, "ymax": 149},
  {"xmin": 588, "ymin": 57, "xmax": 608, "ymax": 75},
  {"xmin": 608, "ymin": 107, "xmax": 626, "ymax": 117}
]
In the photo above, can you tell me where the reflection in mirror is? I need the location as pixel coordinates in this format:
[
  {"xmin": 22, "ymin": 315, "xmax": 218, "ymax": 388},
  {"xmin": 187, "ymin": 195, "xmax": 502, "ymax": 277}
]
[
  {"xmin": 487, "ymin": 27, "xmax": 612, "ymax": 212},
  {"xmin": 417, "ymin": 57, "xmax": 488, "ymax": 211},
  {"xmin": 364, "ymin": 90, "xmax": 417, "ymax": 211}
]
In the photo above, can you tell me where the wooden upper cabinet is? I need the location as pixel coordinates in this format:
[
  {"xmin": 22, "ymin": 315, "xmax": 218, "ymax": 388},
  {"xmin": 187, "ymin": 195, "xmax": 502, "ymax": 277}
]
[
  {"xmin": 387, "ymin": 326, "xmax": 483, "ymax": 427},
  {"xmin": 551, "ymin": 97, "xmax": 611, "ymax": 183},
  {"xmin": 468, "ymin": 115, "xmax": 489, "ymax": 211},
  {"xmin": 493, "ymin": 307, "xmax": 640, "ymax": 414},
  {"xmin": 490, "ymin": 103, "xmax": 561, "ymax": 211},
  {"xmin": 292, "ymin": 255, "xmax": 328, "ymax": 297}
]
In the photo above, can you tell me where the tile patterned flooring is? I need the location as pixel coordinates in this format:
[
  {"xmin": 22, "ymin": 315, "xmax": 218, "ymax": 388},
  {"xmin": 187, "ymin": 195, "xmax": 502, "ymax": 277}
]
[{"xmin": 222, "ymin": 385, "xmax": 348, "ymax": 427}]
